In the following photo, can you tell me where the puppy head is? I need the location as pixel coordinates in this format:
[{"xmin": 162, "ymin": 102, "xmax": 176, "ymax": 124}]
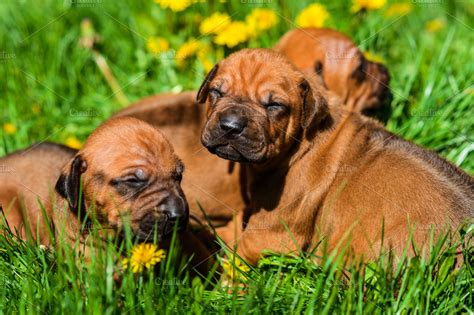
[
  {"xmin": 198, "ymin": 48, "xmax": 328, "ymax": 164},
  {"xmin": 275, "ymin": 28, "xmax": 391, "ymax": 116},
  {"xmin": 346, "ymin": 54, "xmax": 391, "ymax": 115},
  {"xmin": 55, "ymin": 117, "xmax": 188, "ymax": 241}
]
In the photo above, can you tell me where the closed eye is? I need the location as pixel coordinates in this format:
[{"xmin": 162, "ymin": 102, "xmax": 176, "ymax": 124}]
[
  {"xmin": 209, "ymin": 88, "xmax": 223, "ymax": 99},
  {"xmin": 110, "ymin": 176, "xmax": 149, "ymax": 189},
  {"xmin": 265, "ymin": 102, "xmax": 286, "ymax": 111}
]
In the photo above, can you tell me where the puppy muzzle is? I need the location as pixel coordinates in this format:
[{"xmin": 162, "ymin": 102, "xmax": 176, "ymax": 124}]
[
  {"xmin": 202, "ymin": 108, "xmax": 268, "ymax": 163},
  {"xmin": 137, "ymin": 195, "xmax": 189, "ymax": 241}
]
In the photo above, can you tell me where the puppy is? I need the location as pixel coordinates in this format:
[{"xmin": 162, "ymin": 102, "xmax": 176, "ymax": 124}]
[
  {"xmin": 275, "ymin": 28, "xmax": 391, "ymax": 120},
  {"xmin": 112, "ymin": 92, "xmax": 245, "ymax": 231},
  {"xmin": 198, "ymin": 48, "xmax": 474, "ymax": 265},
  {"xmin": 110, "ymin": 29, "xmax": 392, "ymax": 231},
  {"xmin": 0, "ymin": 118, "xmax": 209, "ymax": 263}
]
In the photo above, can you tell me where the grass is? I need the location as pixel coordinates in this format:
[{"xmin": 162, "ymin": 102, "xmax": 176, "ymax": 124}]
[{"xmin": 0, "ymin": 0, "xmax": 473, "ymax": 313}]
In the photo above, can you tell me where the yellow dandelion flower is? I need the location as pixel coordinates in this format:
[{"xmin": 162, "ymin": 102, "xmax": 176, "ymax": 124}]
[
  {"xmin": 214, "ymin": 21, "xmax": 250, "ymax": 48},
  {"xmin": 246, "ymin": 8, "xmax": 278, "ymax": 36},
  {"xmin": 65, "ymin": 136, "xmax": 82, "ymax": 149},
  {"xmin": 3, "ymin": 123, "xmax": 16, "ymax": 135},
  {"xmin": 125, "ymin": 243, "xmax": 166, "ymax": 273},
  {"xmin": 425, "ymin": 18, "xmax": 445, "ymax": 33},
  {"xmin": 351, "ymin": 0, "xmax": 386, "ymax": 13},
  {"xmin": 196, "ymin": 42, "xmax": 215, "ymax": 72},
  {"xmin": 222, "ymin": 254, "xmax": 250, "ymax": 281},
  {"xmin": 199, "ymin": 12, "xmax": 231, "ymax": 35},
  {"xmin": 176, "ymin": 39, "xmax": 201, "ymax": 67},
  {"xmin": 146, "ymin": 37, "xmax": 170, "ymax": 55},
  {"xmin": 154, "ymin": 0, "xmax": 191, "ymax": 12},
  {"xmin": 364, "ymin": 51, "xmax": 385, "ymax": 64},
  {"xmin": 384, "ymin": 2, "xmax": 412, "ymax": 18},
  {"xmin": 201, "ymin": 58, "xmax": 214, "ymax": 73},
  {"xmin": 296, "ymin": 4, "xmax": 330, "ymax": 28},
  {"xmin": 121, "ymin": 258, "xmax": 129, "ymax": 269}
]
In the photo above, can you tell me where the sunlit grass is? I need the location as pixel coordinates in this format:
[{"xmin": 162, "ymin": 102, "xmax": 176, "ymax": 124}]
[{"xmin": 0, "ymin": 0, "xmax": 473, "ymax": 313}]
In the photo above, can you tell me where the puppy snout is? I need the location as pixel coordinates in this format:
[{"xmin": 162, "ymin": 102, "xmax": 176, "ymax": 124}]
[
  {"xmin": 137, "ymin": 195, "xmax": 189, "ymax": 240},
  {"xmin": 138, "ymin": 212, "xmax": 166, "ymax": 235},
  {"xmin": 219, "ymin": 110, "xmax": 247, "ymax": 135},
  {"xmin": 162, "ymin": 196, "xmax": 189, "ymax": 231}
]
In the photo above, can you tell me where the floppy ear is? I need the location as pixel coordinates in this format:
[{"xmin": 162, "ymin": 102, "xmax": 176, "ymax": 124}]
[
  {"xmin": 350, "ymin": 54, "xmax": 368, "ymax": 84},
  {"xmin": 196, "ymin": 63, "xmax": 219, "ymax": 104},
  {"xmin": 55, "ymin": 155, "xmax": 88, "ymax": 218},
  {"xmin": 299, "ymin": 79, "xmax": 329, "ymax": 129}
]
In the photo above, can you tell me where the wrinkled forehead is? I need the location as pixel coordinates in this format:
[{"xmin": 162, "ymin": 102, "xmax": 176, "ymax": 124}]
[
  {"xmin": 216, "ymin": 52, "xmax": 301, "ymax": 102},
  {"xmin": 82, "ymin": 128, "xmax": 179, "ymax": 175}
]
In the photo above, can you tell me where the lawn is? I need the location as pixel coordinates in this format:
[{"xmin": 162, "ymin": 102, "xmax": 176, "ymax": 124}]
[{"xmin": 0, "ymin": 0, "xmax": 473, "ymax": 313}]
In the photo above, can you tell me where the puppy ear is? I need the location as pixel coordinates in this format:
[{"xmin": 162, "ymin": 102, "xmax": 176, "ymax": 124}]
[
  {"xmin": 196, "ymin": 63, "xmax": 219, "ymax": 104},
  {"xmin": 299, "ymin": 79, "xmax": 329, "ymax": 129},
  {"xmin": 350, "ymin": 54, "xmax": 368, "ymax": 83},
  {"xmin": 55, "ymin": 155, "xmax": 88, "ymax": 216}
]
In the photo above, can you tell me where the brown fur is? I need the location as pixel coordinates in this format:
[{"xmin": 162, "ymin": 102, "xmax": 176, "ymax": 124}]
[
  {"xmin": 198, "ymin": 48, "xmax": 474, "ymax": 265},
  {"xmin": 112, "ymin": 93, "xmax": 245, "ymax": 229},
  {"xmin": 0, "ymin": 118, "xmax": 212, "ymax": 272},
  {"xmin": 275, "ymin": 28, "xmax": 391, "ymax": 119},
  {"xmin": 110, "ymin": 29, "xmax": 392, "ymax": 230}
]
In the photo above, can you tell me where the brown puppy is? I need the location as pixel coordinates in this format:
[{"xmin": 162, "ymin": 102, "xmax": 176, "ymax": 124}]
[
  {"xmin": 0, "ymin": 118, "xmax": 211, "ymax": 268},
  {"xmin": 275, "ymin": 28, "xmax": 391, "ymax": 119},
  {"xmin": 111, "ymin": 29, "xmax": 391, "ymax": 231},
  {"xmin": 198, "ymin": 48, "xmax": 474, "ymax": 265},
  {"xmin": 113, "ymin": 93, "xmax": 245, "ymax": 230}
]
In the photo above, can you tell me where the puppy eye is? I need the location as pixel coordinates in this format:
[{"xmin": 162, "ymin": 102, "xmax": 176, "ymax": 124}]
[
  {"xmin": 265, "ymin": 102, "xmax": 286, "ymax": 111},
  {"xmin": 123, "ymin": 177, "xmax": 147, "ymax": 184},
  {"xmin": 111, "ymin": 176, "xmax": 148, "ymax": 189},
  {"xmin": 209, "ymin": 88, "xmax": 222, "ymax": 99}
]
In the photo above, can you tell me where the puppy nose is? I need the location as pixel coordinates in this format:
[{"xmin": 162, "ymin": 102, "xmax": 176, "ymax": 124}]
[
  {"xmin": 162, "ymin": 196, "xmax": 189, "ymax": 230},
  {"xmin": 219, "ymin": 112, "xmax": 247, "ymax": 135}
]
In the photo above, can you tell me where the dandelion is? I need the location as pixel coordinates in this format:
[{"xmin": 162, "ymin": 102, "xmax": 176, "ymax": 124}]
[
  {"xmin": 351, "ymin": 0, "xmax": 386, "ymax": 13},
  {"xmin": 146, "ymin": 37, "xmax": 170, "ymax": 55},
  {"xmin": 196, "ymin": 42, "xmax": 215, "ymax": 72},
  {"xmin": 384, "ymin": 2, "xmax": 412, "ymax": 18},
  {"xmin": 295, "ymin": 4, "xmax": 330, "ymax": 28},
  {"xmin": 65, "ymin": 136, "xmax": 82, "ymax": 150},
  {"xmin": 425, "ymin": 18, "xmax": 445, "ymax": 33},
  {"xmin": 122, "ymin": 243, "xmax": 166, "ymax": 273},
  {"xmin": 176, "ymin": 39, "xmax": 201, "ymax": 67},
  {"xmin": 246, "ymin": 8, "xmax": 278, "ymax": 36},
  {"xmin": 214, "ymin": 21, "xmax": 250, "ymax": 48},
  {"xmin": 154, "ymin": 0, "xmax": 191, "ymax": 12},
  {"xmin": 199, "ymin": 12, "xmax": 231, "ymax": 36},
  {"xmin": 200, "ymin": 58, "xmax": 214, "ymax": 72},
  {"xmin": 3, "ymin": 123, "xmax": 16, "ymax": 135},
  {"xmin": 221, "ymin": 254, "xmax": 250, "ymax": 281},
  {"xmin": 364, "ymin": 51, "xmax": 385, "ymax": 64}
]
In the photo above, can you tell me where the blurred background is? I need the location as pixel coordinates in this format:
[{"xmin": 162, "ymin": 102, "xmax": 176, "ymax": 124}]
[{"xmin": 0, "ymin": 0, "xmax": 472, "ymax": 172}]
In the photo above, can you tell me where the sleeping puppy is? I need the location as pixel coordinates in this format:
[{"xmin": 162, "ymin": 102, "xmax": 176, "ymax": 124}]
[
  {"xmin": 112, "ymin": 92, "xmax": 245, "ymax": 233},
  {"xmin": 197, "ymin": 48, "xmax": 473, "ymax": 265},
  {"xmin": 0, "ymin": 118, "xmax": 211, "ymax": 271},
  {"xmin": 275, "ymin": 28, "xmax": 392, "ymax": 120},
  {"xmin": 109, "ymin": 29, "xmax": 392, "ymax": 232}
]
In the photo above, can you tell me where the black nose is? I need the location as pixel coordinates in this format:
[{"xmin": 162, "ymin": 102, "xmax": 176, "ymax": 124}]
[
  {"xmin": 219, "ymin": 111, "xmax": 247, "ymax": 135},
  {"xmin": 162, "ymin": 196, "xmax": 189, "ymax": 231}
]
